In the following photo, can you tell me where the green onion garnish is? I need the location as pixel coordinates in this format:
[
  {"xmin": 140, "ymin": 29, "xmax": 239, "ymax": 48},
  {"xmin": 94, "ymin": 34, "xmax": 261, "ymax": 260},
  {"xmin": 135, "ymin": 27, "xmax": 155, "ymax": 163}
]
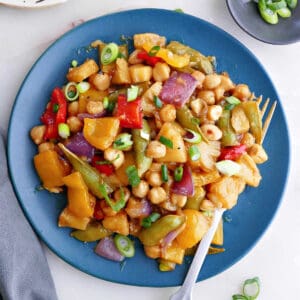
[
  {"xmin": 225, "ymin": 96, "xmax": 241, "ymax": 105},
  {"xmin": 161, "ymin": 165, "xmax": 168, "ymax": 182},
  {"xmin": 159, "ymin": 136, "xmax": 173, "ymax": 149},
  {"xmin": 101, "ymin": 43, "xmax": 119, "ymax": 65},
  {"xmin": 127, "ymin": 85, "xmax": 139, "ymax": 102},
  {"xmin": 243, "ymin": 277, "xmax": 260, "ymax": 299},
  {"xmin": 103, "ymin": 97, "xmax": 109, "ymax": 109},
  {"xmin": 52, "ymin": 103, "xmax": 59, "ymax": 113},
  {"xmin": 183, "ymin": 129, "xmax": 202, "ymax": 144},
  {"xmin": 64, "ymin": 82, "xmax": 79, "ymax": 101},
  {"xmin": 154, "ymin": 96, "xmax": 163, "ymax": 108},
  {"xmin": 113, "ymin": 133, "xmax": 133, "ymax": 150},
  {"xmin": 58, "ymin": 123, "xmax": 70, "ymax": 139},
  {"xmin": 71, "ymin": 60, "xmax": 78, "ymax": 67},
  {"xmin": 126, "ymin": 165, "xmax": 141, "ymax": 187},
  {"xmin": 174, "ymin": 8, "xmax": 184, "ymax": 13},
  {"xmin": 141, "ymin": 212, "xmax": 161, "ymax": 228},
  {"xmin": 114, "ymin": 234, "xmax": 135, "ymax": 257},
  {"xmin": 188, "ymin": 145, "xmax": 201, "ymax": 161},
  {"xmin": 148, "ymin": 45, "xmax": 160, "ymax": 57},
  {"xmin": 232, "ymin": 295, "xmax": 248, "ymax": 300},
  {"xmin": 224, "ymin": 103, "xmax": 235, "ymax": 111},
  {"xmin": 174, "ymin": 166, "xmax": 183, "ymax": 182},
  {"xmin": 77, "ymin": 81, "xmax": 90, "ymax": 94},
  {"xmin": 99, "ymin": 184, "xmax": 126, "ymax": 212}
]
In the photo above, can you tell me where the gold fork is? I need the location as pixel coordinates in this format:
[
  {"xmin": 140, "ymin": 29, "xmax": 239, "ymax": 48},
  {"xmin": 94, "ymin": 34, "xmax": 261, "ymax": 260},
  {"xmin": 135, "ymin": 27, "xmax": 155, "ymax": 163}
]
[{"xmin": 170, "ymin": 96, "xmax": 277, "ymax": 300}]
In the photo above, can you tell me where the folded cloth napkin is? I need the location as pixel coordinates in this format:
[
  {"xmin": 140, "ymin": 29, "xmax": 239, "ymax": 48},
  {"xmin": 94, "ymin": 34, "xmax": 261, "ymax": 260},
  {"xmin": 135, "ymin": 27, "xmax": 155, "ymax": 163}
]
[{"xmin": 0, "ymin": 133, "xmax": 58, "ymax": 300}]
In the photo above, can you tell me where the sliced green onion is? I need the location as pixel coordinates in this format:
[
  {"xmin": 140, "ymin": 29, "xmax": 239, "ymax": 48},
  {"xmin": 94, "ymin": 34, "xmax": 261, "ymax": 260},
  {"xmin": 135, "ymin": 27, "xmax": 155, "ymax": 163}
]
[
  {"xmin": 58, "ymin": 123, "xmax": 70, "ymax": 139},
  {"xmin": 52, "ymin": 103, "xmax": 59, "ymax": 113},
  {"xmin": 243, "ymin": 277, "xmax": 260, "ymax": 299},
  {"xmin": 286, "ymin": 0, "xmax": 298, "ymax": 9},
  {"xmin": 159, "ymin": 136, "xmax": 173, "ymax": 149},
  {"xmin": 224, "ymin": 103, "xmax": 235, "ymax": 111},
  {"xmin": 277, "ymin": 7, "xmax": 291, "ymax": 17},
  {"xmin": 174, "ymin": 8, "xmax": 184, "ymax": 13},
  {"xmin": 154, "ymin": 96, "xmax": 163, "ymax": 108},
  {"xmin": 148, "ymin": 45, "xmax": 160, "ymax": 57},
  {"xmin": 103, "ymin": 96, "xmax": 109, "ymax": 109},
  {"xmin": 188, "ymin": 145, "xmax": 201, "ymax": 161},
  {"xmin": 140, "ymin": 130, "xmax": 150, "ymax": 141},
  {"xmin": 232, "ymin": 295, "xmax": 248, "ymax": 300},
  {"xmin": 99, "ymin": 184, "xmax": 126, "ymax": 212},
  {"xmin": 141, "ymin": 212, "xmax": 161, "ymax": 228},
  {"xmin": 64, "ymin": 82, "xmax": 79, "ymax": 101},
  {"xmin": 126, "ymin": 165, "xmax": 141, "ymax": 187},
  {"xmin": 107, "ymin": 100, "xmax": 116, "ymax": 113},
  {"xmin": 77, "ymin": 81, "xmax": 90, "ymax": 94},
  {"xmin": 267, "ymin": 0, "xmax": 287, "ymax": 11},
  {"xmin": 161, "ymin": 165, "xmax": 169, "ymax": 182},
  {"xmin": 216, "ymin": 160, "xmax": 241, "ymax": 176},
  {"xmin": 183, "ymin": 129, "xmax": 202, "ymax": 144},
  {"xmin": 101, "ymin": 43, "xmax": 119, "ymax": 65},
  {"xmin": 114, "ymin": 234, "xmax": 135, "ymax": 258},
  {"xmin": 71, "ymin": 60, "xmax": 78, "ymax": 67},
  {"xmin": 113, "ymin": 133, "xmax": 133, "ymax": 150},
  {"xmin": 174, "ymin": 166, "xmax": 183, "ymax": 182},
  {"xmin": 225, "ymin": 96, "xmax": 241, "ymax": 105},
  {"xmin": 127, "ymin": 85, "xmax": 139, "ymax": 102}
]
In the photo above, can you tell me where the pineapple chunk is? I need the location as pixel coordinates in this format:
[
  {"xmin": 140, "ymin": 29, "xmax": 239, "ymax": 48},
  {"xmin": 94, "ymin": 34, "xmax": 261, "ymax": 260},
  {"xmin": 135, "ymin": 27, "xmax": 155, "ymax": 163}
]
[
  {"xmin": 129, "ymin": 64, "xmax": 152, "ymax": 83},
  {"xmin": 111, "ymin": 58, "xmax": 131, "ymax": 84},
  {"xmin": 133, "ymin": 33, "xmax": 166, "ymax": 49},
  {"xmin": 141, "ymin": 82, "xmax": 162, "ymax": 116},
  {"xmin": 231, "ymin": 105, "xmax": 250, "ymax": 134}
]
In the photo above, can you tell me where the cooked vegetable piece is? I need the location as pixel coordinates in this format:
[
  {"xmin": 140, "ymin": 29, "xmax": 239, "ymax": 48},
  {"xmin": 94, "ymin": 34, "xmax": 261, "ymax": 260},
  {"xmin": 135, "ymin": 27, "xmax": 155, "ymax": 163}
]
[
  {"xmin": 33, "ymin": 150, "xmax": 69, "ymax": 190},
  {"xmin": 166, "ymin": 41, "xmax": 215, "ymax": 74},
  {"xmin": 158, "ymin": 259, "xmax": 176, "ymax": 272},
  {"xmin": 71, "ymin": 221, "xmax": 112, "ymax": 242},
  {"xmin": 171, "ymin": 164, "xmax": 194, "ymax": 196},
  {"xmin": 185, "ymin": 186, "xmax": 206, "ymax": 210},
  {"xmin": 217, "ymin": 110, "xmax": 239, "ymax": 147},
  {"xmin": 132, "ymin": 119, "xmax": 152, "ymax": 176},
  {"xmin": 192, "ymin": 170, "xmax": 220, "ymax": 187},
  {"xmin": 133, "ymin": 33, "xmax": 166, "ymax": 49},
  {"xmin": 219, "ymin": 144, "xmax": 247, "ymax": 161},
  {"xmin": 114, "ymin": 234, "xmax": 135, "ymax": 257},
  {"xmin": 102, "ymin": 211, "xmax": 129, "ymax": 236},
  {"xmin": 159, "ymin": 72, "xmax": 197, "ymax": 108},
  {"xmin": 111, "ymin": 58, "xmax": 131, "ymax": 85},
  {"xmin": 115, "ymin": 151, "xmax": 136, "ymax": 185},
  {"xmin": 95, "ymin": 236, "xmax": 124, "ymax": 262},
  {"xmin": 83, "ymin": 117, "xmax": 120, "ymax": 150},
  {"xmin": 58, "ymin": 207, "xmax": 90, "ymax": 230},
  {"xmin": 231, "ymin": 105, "xmax": 250, "ymax": 134},
  {"xmin": 101, "ymin": 42, "xmax": 119, "ymax": 65},
  {"xmin": 161, "ymin": 240, "xmax": 185, "ymax": 264},
  {"xmin": 216, "ymin": 160, "xmax": 241, "ymax": 176},
  {"xmin": 258, "ymin": 0, "xmax": 279, "ymax": 24},
  {"xmin": 67, "ymin": 59, "xmax": 99, "ymax": 82}
]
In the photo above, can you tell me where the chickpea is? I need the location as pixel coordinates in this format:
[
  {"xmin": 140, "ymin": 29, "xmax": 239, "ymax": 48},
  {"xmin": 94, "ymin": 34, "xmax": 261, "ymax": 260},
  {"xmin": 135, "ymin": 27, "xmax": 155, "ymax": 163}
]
[
  {"xmin": 148, "ymin": 187, "xmax": 167, "ymax": 204},
  {"xmin": 146, "ymin": 141, "xmax": 166, "ymax": 159},
  {"xmin": 30, "ymin": 125, "xmax": 46, "ymax": 145},
  {"xmin": 132, "ymin": 180, "xmax": 149, "ymax": 198},
  {"xmin": 90, "ymin": 73, "xmax": 110, "ymax": 91},
  {"xmin": 159, "ymin": 104, "xmax": 176, "ymax": 123},
  {"xmin": 86, "ymin": 100, "xmax": 104, "ymax": 115},
  {"xmin": 232, "ymin": 84, "xmax": 251, "ymax": 102},
  {"xmin": 241, "ymin": 132, "xmax": 255, "ymax": 148},
  {"xmin": 203, "ymin": 74, "xmax": 221, "ymax": 90},
  {"xmin": 214, "ymin": 86, "xmax": 225, "ymax": 102},
  {"xmin": 146, "ymin": 171, "xmax": 163, "ymax": 187},
  {"xmin": 66, "ymin": 116, "xmax": 83, "ymax": 133},
  {"xmin": 67, "ymin": 101, "xmax": 79, "ymax": 116},
  {"xmin": 191, "ymin": 70, "xmax": 206, "ymax": 89},
  {"xmin": 190, "ymin": 98, "xmax": 207, "ymax": 117},
  {"xmin": 171, "ymin": 193, "xmax": 187, "ymax": 208},
  {"xmin": 114, "ymin": 187, "xmax": 130, "ymax": 202},
  {"xmin": 128, "ymin": 49, "xmax": 143, "ymax": 65},
  {"xmin": 38, "ymin": 142, "xmax": 55, "ymax": 153},
  {"xmin": 149, "ymin": 162, "xmax": 162, "ymax": 172},
  {"xmin": 248, "ymin": 144, "xmax": 268, "ymax": 164},
  {"xmin": 159, "ymin": 199, "xmax": 177, "ymax": 212},
  {"xmin": 152, "ymin": 62, "xmax": 171, "ymax": 82},
  {"xmin": 219, "ymin": 74, "xmax": 235, "ymax": 91},
  {"xmin": 207, "ymin": 105, "xmax": 223, "ymax": 121},
  {"xmin": 197, "ymin": 90, "xmax": 215, "ymax": 105},
  {"xmin": 200, "ymin": 124, "xmax": 223, "ymax": 141},
  {"xmin": 104, "ymin": 148, "xmax": 124, "ymax": 169}
]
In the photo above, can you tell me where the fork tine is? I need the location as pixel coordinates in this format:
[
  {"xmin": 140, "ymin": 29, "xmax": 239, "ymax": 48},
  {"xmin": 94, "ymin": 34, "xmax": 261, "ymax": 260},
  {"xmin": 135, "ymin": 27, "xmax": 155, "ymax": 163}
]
[
  {"xmin": 261, "ymin": 97, "xmax": 270, "ymax": 118},
  {"xmin": 261, "ymin": 101, "xmax": 277, "ymax": 144},
  {"xmin": 256, "ymin": 95, "xmax": 263, "ymax": 105}
]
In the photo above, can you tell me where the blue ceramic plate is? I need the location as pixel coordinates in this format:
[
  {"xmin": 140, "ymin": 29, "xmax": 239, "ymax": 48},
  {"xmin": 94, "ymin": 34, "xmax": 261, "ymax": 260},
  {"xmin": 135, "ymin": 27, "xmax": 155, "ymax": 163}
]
[{"xmin": 7, "ymin": 8, "xmax": 289, "ymax": 287}]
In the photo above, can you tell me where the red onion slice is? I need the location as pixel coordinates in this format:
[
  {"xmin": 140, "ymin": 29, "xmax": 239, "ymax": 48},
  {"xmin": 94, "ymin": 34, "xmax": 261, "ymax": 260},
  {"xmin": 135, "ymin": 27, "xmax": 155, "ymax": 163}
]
[
  {"xmin": 95, "ymin": 237, "xmax": 124, "ymax": 262},
  {"xmin": 171, "ymin": 164, "xmax": 194, "ymax": 196},
  {"xmin": 77, "ymin": 111, "xmax": 106, "ymax": 120},
  {"xmin": 159, "ymin": 72, "xmax": 197, "ymax": 108}
]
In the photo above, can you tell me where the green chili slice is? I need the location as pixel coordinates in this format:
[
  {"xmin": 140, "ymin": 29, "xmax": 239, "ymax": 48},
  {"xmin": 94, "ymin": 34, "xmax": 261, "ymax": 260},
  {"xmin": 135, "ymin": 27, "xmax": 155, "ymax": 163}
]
[
  {"xmin": 225, "ymin": 96, "xmax": 241, "ymax": 105},
  {"xmin": 141, "ymin": 212, "xmax": 161, "ymax": 228},
  {"xmin": 183, "ymin": 129, "xmax": 202, "ymax": 144},
  {"xmin": 188, "ymin": 145, "xmax": 201, "ymax": 161},
  {"xmin": 174, "ymin": 166, "xmax": 183, "ymax": 182},
  {"xmin": 114, "ymin": 234, "xmax": 135, "ymax": 257},
  {"xmin": 113, "ymin": 133, "xmax": 133, "ymax": 150},
  {"xmin": 161, "ymin": 164, "xmax": 169, "ymax": 182},
  {"xmin": 99, "ymin": 184, "xmax": 126, "ymax": 212},
  {"xmin": 101, "ymin": 42, "xmax": 119, "ymax": 65},
  {"xmin": 277, "ymin": 7, "xmax": 291, "ymax": 17},
  {"xmin": 126, "ymin": 165, "xmax": 141, "ymax": 187},
  {"xmin": 286, "ymin": 0, "xmax": 298, "ymax": 9},
  {"xmin": 159, "ymin": 136, "xmax": 173, "ymax": 149},
  {"xmin": 154, "ymin": 96, "xmax": 163, "ymax": 108},
  {"xmin": 267, "ymin": 0, "xmax": 287, "ymax": 11},
  {"xmin": 148, "ymin": 45, "xmax": 160, "ymax": 57}
]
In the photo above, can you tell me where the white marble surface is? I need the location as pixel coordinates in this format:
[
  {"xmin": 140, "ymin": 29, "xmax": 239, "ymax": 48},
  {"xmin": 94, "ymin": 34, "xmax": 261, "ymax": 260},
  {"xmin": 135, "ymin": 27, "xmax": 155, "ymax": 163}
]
[{"xmin": 1, "ymin": 1, "xmax": 299, "ymax": 299}]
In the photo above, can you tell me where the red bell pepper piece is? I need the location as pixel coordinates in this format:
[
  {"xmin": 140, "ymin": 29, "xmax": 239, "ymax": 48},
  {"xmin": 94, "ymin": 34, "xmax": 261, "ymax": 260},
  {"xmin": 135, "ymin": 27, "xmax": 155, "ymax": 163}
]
[
  {"xmin": 219, "ymin": 144, "xmax": 247, "ymax": 161},
  {"xmin": 40, "ymin": 87, "xmax": 67, "ymax": 140},
  {"xmin": 93, "ymin": 200, "xmax": 104, "ymax": 220},
  {"xmin": 116, "ymin": 94, "xmax": 143, "ymax": 129},
  {"xmin": 137, "ymin": 50, "xmax": 163, "ymax": 66},
  {"xmin": 91, "ymin": 155, "xmax": 114, "ymax": 176}
]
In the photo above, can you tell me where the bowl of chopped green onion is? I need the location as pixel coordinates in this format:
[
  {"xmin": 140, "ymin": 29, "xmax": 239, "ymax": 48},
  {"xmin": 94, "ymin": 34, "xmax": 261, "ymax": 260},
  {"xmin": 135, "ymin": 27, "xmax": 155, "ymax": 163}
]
[{"xmin": 226, "ymin": 0, "xmax": 300, "ymax": 44}]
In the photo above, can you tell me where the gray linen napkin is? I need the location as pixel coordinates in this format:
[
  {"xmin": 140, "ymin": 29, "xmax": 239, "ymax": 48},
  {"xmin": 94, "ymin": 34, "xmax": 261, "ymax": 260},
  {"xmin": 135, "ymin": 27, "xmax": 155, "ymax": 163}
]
[{"xmin": 0, "ymin": 133, "xmax": 58, "ymax": 300}]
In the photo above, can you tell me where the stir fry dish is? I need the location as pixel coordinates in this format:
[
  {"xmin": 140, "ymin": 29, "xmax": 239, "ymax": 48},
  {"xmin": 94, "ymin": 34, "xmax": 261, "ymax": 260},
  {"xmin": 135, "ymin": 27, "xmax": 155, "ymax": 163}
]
[{"xmin": 30, "ymin": 33, "xmax": 269, "ymax": 271}]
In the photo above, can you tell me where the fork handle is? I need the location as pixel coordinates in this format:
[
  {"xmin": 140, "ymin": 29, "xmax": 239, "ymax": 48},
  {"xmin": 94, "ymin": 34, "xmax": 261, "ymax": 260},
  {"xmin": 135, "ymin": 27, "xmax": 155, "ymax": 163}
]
[{"xmin": 170, "ymin": 208, "xmax": 225, "ymax": 300}]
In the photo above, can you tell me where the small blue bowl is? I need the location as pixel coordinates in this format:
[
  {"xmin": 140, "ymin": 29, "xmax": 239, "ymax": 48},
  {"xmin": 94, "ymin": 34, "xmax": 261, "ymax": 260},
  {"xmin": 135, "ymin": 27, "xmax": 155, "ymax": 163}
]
[{"xmin": 227, "ymin": 0, "xmax": 300, "ymax": 44}]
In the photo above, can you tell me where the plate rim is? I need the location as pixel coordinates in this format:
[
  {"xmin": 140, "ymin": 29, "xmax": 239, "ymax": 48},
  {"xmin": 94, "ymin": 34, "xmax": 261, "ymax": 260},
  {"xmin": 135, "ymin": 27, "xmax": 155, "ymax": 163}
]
[{"xmin": 7, "ymin": 8, "xmax": 291, "ymax": 287}]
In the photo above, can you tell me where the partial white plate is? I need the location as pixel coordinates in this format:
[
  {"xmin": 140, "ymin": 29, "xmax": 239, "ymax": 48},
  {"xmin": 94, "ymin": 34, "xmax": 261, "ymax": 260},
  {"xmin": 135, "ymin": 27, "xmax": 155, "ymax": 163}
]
[{"xmin": 0, "ymin": 0, "xmax": 67, "ymax": 8}]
